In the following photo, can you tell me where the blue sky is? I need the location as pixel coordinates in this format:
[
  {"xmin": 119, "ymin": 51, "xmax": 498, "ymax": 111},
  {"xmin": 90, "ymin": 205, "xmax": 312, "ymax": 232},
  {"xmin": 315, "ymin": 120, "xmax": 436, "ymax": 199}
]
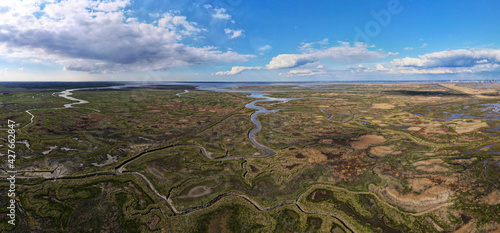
[{"xmin": 0, "ymin": 0, "xmax": 499, "ymax": 81}]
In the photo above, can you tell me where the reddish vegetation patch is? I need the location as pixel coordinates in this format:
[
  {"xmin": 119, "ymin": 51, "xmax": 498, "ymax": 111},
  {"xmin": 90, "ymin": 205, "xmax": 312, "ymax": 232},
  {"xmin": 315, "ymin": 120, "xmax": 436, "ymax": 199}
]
[
  {"xmin": 375, "ymin": 162, "xmax": 409, "ymax": 179},
  {"xmin": 88, "ymin": 113, "xmax": 114, "ymax": 120},
  {"xmin": 295, "ymin": 153, "xmax": 306, "ymax": 159},
  {"xmin": 328, "ymin": 152, "xmax": 373, "ymax": 182},
  {"xmin": 207, "ymin": 213, "xmax": 231, "ymax": 233},
  {"xmin": 249, "ymin": 165, "xmax": 260, "ymax": 173},
  {"xmin": 308, "ymin": 217, "xmax": 322, "ymax": 226},
  {"xmin": 149, "ymin": 215, "xmax": 160, "ymax": 231},
  {"xmin": 310, "ymin": 189, "xmax": 331, "ymax": 201}
]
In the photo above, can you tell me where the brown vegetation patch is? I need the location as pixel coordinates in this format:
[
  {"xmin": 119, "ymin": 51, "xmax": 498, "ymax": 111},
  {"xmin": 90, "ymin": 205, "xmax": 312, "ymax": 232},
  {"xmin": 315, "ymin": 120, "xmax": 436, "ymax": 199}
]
[
  {"xmin": 350, "ymin": 134, "xmax": 386, "ymax": 149},
  {"xmin": 417, "ymin": 165, "xmax": 449, "ymax": 172},
  {"xmin": 372, "ymin": 103, "xmax": 395, "ymax": 109},
  {"xmin": 408, "ymin": 127, "xmax": 422, "ymax": 131},
  {"xmin": 409, "ymin": 178, "xmax": 435, "ymax": 192},
  {"xmin": 454, "ymin": 120, "xmax": 489, "ymax": 134},
  {"xmin": 412, "ymin": 123, "xmax": 448, "ymax": 135},
  {"xmin": 320, "ymin": 139, "xmax": 333, "ymax": 144},
  {"xmin": 378, "ymin": 186, "xmax": 451, "ymax": 212},
  {"xmin": 413, "ymin": 159, "xmax": 449, "ymax": 172},
  {"xmin": 480, "ymin": 190, "xmax": 500, "ymax": 205},
  {"xmin": 321, "ymin": 147, "xmax": 348, "ymax": 160},
  {"xmin": 369, "ymin": 145, "xmax": 402, "ymax": 157},
  {"xmin": 452, "ymin": 219, "xmax": 475, "ymax": 233},
  {"xmin": 285, "ymin": 164, "xmax": 300, "ymax": 170},
  {"xmin": 301, "ymin": 148, "xmax": 328, "ymax": 163},
  {"xmin": 413, "ymin": 159, "xmax": 444, "ymax": 166},
  {"xmin": 442, "ymin": 84, "xmax": 500, "ymax": 99},
  {"xmin": 375, "ymin": 162, "xmax": 408, "ymax": 178},
  {"xmin": 129, "ymin": 143, "xmax": 150, "ymax": 154},
  {"xmin": 490, "ymin": 224, "xmax": 500, "ymax": 233}
]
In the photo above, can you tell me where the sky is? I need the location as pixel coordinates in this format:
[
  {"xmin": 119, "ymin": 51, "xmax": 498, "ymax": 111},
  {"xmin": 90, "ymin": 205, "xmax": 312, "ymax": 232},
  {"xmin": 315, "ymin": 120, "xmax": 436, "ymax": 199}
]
[{"xmin": 0, "ymin": 0, "xmax": 499, "ymax": 82}]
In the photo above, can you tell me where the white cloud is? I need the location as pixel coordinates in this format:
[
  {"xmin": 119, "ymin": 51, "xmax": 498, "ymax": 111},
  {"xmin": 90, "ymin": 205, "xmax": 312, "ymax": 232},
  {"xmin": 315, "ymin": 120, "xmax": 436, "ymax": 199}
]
[
  {"xmin": 214, "ymin": 41, "xmax": 390, "ymax": 76},
  {"xmin": 266, "ymin": 41, "xmax": 388, "ymax": 69},
  {"xmin": 375, "ymin": 64, "xmax": 388, "ymax": 71},
  {"xmin": 213, "ymin": 8, "xmax": 231, "ymax": 20},
  {"xmin": 18, "ymin": 67, "xmax": 24, "ymax": 71},
  {"xmin": 158, "ymin": 13, "xmax": 203, "ymax": 36},
  {"xmin": 404, "ymin": 43, "xmax": 427, "ymax": 51},
  {"xmin": 205, "ymin": 5, "xmax": 231, "ymax": 20},
  {"xmin": 0, "ymin": 0, "xmax": 253, "ymax": 73},
  {"xmin": 299, "ymin": 38, "xmax": 329, "ymax": 52},
  {"xmin": 224, "ymin": 29, "xmax": 244, "ymax": 39},
  {"xmin": 214, "ymin": 66, "xmax": 262, "ymax": 75},
  {"xmin": 386, "ymin": 49, "xmax": 500, "ymax": 74},
  {"xmin": 280, "ymin": 68, "xmax": 327, "ymax": 77},
  {"xmin": 266, "ymin": 54, "xmax": 315, "ymax": 70},
  {"xmin": 94, "ymin": 0, "xmax": 128, "ymax": 12},
  {"xmin": 258, "ymin": 45, "xmax": 272, "ymax": 51},
  {"xmin": 347, "ymin": 64, "xmax": 372, "ymax": 73}
]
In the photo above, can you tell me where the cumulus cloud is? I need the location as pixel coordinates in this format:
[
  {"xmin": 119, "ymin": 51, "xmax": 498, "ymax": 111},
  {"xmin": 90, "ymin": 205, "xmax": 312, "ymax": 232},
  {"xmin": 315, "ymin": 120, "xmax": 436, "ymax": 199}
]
[
  {"xmin": 375, "ymin": 64, "xmax": 388, "ymax": 71},
  {"xmin": 266, "ymin": 54, "xmax": 316, "ymax": 70},
  {"xmin": 389, "ymin": 49, "xmax": 500, "ymax": 74},
  {"xmin": 224, "ymin": 29, "xmax": 244, "ymax": 39},
  {"xmin": 214, "ymin": 66, "xmax": 262, "ymax": 75},
  {"xmin": 266, "ymin": 41, "xmax": 389, "ymax": 69},
  {"xmin": 0, "ymin": 0, "xmax": 253, "ymax": 73}
]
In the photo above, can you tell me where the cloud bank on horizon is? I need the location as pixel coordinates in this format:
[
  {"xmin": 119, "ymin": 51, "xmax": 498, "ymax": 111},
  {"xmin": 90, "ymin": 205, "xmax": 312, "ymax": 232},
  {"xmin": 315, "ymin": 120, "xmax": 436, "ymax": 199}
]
[{"xmin": 0, "ymin": 0, "xmax": 499, "ymax": 81}]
